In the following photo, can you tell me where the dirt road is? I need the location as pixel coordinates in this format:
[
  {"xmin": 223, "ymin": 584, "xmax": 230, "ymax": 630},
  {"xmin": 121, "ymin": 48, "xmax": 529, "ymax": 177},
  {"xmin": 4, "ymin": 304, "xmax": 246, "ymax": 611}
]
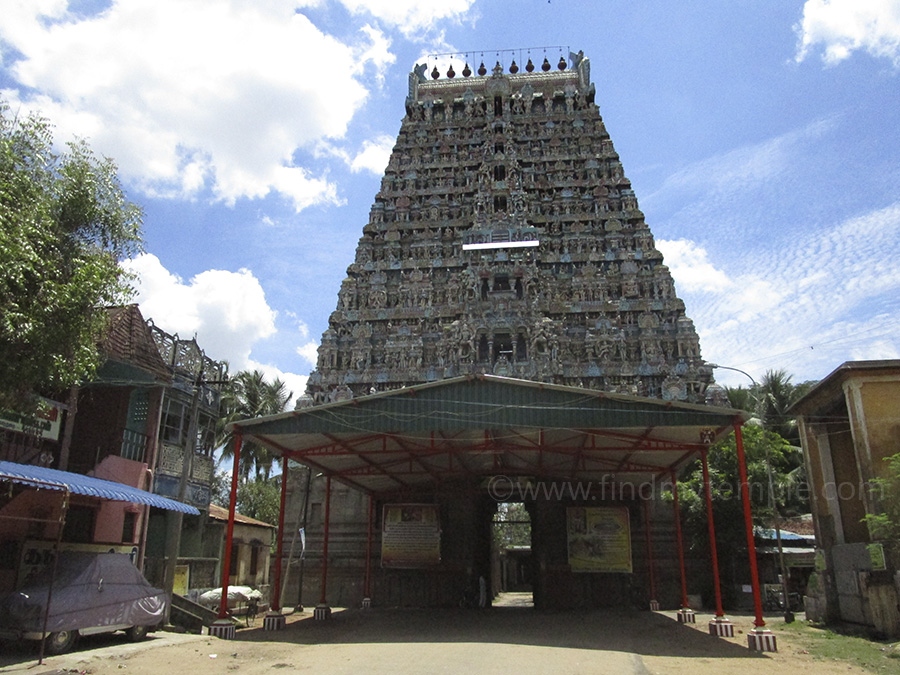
[{"xmin": 0, "ymin": 603, "xmax": 879, "ymax": 675}]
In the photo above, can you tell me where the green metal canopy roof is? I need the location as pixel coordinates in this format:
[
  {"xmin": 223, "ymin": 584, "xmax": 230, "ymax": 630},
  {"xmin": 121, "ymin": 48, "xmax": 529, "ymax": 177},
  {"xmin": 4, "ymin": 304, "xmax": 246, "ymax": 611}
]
[{"xmin": 230, "ymin": 375, "xmax": 748, "ymax": 496}]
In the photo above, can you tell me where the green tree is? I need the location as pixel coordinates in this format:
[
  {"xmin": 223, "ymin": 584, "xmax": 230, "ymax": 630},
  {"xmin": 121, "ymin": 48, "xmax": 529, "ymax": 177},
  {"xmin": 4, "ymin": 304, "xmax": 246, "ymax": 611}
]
[
  {"xmin": 675, "ymin": 424, "xmax": 800, "ymax": 606},
  {"xmin": 0, "ymin": 101, "xmax": 142, "ymax": 410},
  {"xmin": 210, "ymin": 470, "xmax": 279, "ymax": 526},
  {"xmin": 235, "ymin": 477, "xmax": 280, "ymax": 525},
  {"xmin": 493, "ymin": 502, "xmax": 531, "ymax": 549},
  {"xmin": 863, "ymin": 452, "xmax": 900, "ymax": 542},
  {"xmin": 724, "ymin": 369, "xmax": 817, "ymax": 445},
  {"xmin": 217, "ymin": 370, "xmax": 291, "ymax": 481}
]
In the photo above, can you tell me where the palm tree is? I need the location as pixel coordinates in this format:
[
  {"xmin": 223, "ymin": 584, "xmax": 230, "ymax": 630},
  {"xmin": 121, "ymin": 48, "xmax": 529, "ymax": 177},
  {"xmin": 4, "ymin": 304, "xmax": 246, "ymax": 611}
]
[{"xmin": 217, "ymin": 370, "xmax": 291, "ymax": 481}]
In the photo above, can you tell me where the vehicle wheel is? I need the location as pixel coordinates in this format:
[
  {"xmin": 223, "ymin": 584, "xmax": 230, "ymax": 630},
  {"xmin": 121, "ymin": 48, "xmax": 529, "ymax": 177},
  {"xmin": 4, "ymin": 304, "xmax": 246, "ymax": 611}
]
[
  {"xmin": 126, "ymin": 625, "xmax": 149, "ymax": 642},
  {"xmin": 44, "ymin": 630, "xmax": 77, "ymax": 655}
]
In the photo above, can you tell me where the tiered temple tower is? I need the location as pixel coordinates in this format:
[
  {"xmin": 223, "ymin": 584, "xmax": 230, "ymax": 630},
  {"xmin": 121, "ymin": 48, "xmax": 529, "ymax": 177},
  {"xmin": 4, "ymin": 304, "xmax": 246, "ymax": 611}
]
[{"xmin": 306, "ymin": 51, "xmax": 713, "ymax": 404}]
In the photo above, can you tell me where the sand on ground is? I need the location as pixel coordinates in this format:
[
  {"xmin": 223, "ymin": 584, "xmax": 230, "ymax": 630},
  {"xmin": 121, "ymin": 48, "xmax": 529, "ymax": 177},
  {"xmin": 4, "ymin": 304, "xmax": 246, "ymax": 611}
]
[{"xmin": 0, "ymin": 597, "xmax": 876, "ymax": 675}]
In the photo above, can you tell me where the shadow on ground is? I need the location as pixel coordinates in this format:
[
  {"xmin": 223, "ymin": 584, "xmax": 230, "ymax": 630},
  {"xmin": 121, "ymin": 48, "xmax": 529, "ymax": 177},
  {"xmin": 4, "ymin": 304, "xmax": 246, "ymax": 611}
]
[{"xmin": 236, "ymin": 605, "xmax": 765, "ymax": 660}]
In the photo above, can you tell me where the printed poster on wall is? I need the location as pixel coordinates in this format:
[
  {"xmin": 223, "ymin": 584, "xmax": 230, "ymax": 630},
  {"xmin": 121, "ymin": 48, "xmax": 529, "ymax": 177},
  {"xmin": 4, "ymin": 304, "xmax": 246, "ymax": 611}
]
[
  {"xmin": 381, "ymin": 504, "xmax": 441, "ymax": 568},
  {"xmin": 567, "ymin": 506, "xmax": 632, "ymax": 573}
]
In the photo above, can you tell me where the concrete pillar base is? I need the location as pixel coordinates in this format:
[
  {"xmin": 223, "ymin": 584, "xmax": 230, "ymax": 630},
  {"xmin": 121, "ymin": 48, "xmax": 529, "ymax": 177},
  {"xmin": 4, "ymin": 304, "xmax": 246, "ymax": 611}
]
[
  {"xmin": 747, "ymin": 628, "xmax": 777, "ymax": 652},
  {"xmin": 209, "ymin": 619, "xmax": 236, "ymax": 639},
  {"xmin": 263, "ymin": 611, "xmax": 286, "ymax": 631},
  {"xmin": 313, "ymin": 604, "xmax": 331, "ymax": 621},
  {"xmin": 708, "ymin": 616, "xmax": 734, "ymax": 637},
  {"xmin": 361, "ymin": 597, "xmax": 372, "ymax": 609},
  {"xmin": 676, "ymin": 608, "xmax": 696, "ymax": 624},
  {"xmin": 649, "ymin": 599, "xmax": 660, "ymax": 611}
]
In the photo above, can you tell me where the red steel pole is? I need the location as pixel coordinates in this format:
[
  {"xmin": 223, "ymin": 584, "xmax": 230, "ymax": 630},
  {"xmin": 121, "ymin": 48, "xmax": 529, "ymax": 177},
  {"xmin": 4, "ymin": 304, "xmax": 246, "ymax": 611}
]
[
  {"xmin": 700, "ymin": 448, "xmax": 725, "ymax": 618},
  {"xmin": 218, "ymin": 431, "xmax": 242, "ymax": 619},
  {"xmin": 670, "ymin": 471, "xmax": 690, "ymax": 609},
  {"xmin": 272, "ymin": 454, "xmax": 289, "ymax": 611},
  {"xmin": 319, "ymin": 475, "xmax": 332, "ymax": 606},
  {"xmin": 643, "ymin": 497, "xmax": 657, "ymax": 603},
  {"xmin": 734, "ymin": 421, "xmax": 766, "ymax": 627},
  {"xmin": 364, "ymin": 494, "xmax": 374, "ymax": 598}
]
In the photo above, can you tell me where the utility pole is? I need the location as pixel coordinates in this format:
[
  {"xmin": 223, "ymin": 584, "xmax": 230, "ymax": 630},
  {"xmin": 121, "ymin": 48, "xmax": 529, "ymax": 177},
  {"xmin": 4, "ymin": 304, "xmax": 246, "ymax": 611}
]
[{"xmin": 161, "ymin": 372, "xmax": 202, "ymax": 622}]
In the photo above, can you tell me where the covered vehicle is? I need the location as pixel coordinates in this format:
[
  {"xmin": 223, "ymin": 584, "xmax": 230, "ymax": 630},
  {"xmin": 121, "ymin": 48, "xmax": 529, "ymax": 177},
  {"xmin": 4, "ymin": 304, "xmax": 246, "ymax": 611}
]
[{"xmin": 0, "ymin": 551, "xmax": 166, "ymax": 654}]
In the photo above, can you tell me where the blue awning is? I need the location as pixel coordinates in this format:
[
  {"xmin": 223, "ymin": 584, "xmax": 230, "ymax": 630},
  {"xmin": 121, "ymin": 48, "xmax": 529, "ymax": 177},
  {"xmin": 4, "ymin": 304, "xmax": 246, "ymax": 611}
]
[{"xmin": 0, "ymin": 461, "xmax": 200, "ymax": 515}]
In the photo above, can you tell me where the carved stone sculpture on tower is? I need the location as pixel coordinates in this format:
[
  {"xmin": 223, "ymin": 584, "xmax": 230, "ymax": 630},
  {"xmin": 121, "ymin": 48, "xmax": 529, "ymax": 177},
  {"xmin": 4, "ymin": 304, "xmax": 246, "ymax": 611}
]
[{"xmin": 306, "ymin": 52, "xmax": 714, "ymax": 405}]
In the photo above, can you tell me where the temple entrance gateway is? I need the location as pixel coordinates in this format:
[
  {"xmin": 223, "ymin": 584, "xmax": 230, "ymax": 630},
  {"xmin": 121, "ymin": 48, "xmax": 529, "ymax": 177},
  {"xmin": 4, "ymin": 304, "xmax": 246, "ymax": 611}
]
[
  {"xmin": 221, "ymin": 376, "xmax": 765, "ymax": 621},
  {"xmin": 214, "ymin": 50, "xmax": 777, "ymax": 651}
]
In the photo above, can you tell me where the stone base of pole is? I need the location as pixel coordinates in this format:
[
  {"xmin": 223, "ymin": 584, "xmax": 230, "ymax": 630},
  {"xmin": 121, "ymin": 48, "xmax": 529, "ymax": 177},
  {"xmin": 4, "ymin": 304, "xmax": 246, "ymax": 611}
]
[
  {"xmin": 676, "ymin": 608, "xmax": 696, "ymax": 624},
  {"xmin": 263, "ymin": 611, "xmax": 286, "ymax": 631},
  {"xmin": 708, "ymin": 616, "xmax": 734, "ymax": 637},
  {"xmin": 313, "ymin": 604, "xmax": 331, "ymax": 620},
  {"xmin": 747, "ymin": 628, "xmax": 777, "ymax": 652},
  {"xmin": 649, "ymin": 599, "xmax": 660, "ymax": 611},
  {"xmin": 209, "ymin": 619, "xmax": 236, "ymax": 639},
  {"xmin": 361, "ymin": 597, "xmax": 372, "ymax": 609}
]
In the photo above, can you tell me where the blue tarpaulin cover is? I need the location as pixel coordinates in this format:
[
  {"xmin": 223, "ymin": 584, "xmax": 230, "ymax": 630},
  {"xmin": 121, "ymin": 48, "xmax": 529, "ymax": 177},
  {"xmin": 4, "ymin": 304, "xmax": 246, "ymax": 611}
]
[{"xmin": 0, "ymin": 460, "xmax": 200, "ymax": 514}]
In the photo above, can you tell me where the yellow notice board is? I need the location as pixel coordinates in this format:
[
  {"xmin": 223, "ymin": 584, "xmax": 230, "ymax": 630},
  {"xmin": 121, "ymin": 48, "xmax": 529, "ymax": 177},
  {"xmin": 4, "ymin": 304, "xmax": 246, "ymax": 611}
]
[
  {"xmin": 173, "ymin": 564, "xmax": 190, "ymax": 595},
  {"xmin": 567, "ymin": 507, "xmax": 632, "ymax": 573},
  {"xmin": 381, "ymin": 504, "xmax": 441, "ymax": 568}
]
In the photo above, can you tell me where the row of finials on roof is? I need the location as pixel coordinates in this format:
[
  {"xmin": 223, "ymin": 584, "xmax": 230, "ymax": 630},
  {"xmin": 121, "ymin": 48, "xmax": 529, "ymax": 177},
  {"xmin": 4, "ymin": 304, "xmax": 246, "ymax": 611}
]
[{"xmin": 432, "ymin": 55, "xmax": 569, "ymax": 80}]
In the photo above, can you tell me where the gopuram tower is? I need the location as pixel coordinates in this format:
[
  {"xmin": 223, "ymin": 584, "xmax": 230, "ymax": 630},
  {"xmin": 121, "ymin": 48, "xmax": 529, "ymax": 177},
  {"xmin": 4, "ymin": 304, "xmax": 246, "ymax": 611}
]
[{"xmin": 306, "ymin": 51, "xmax": 714, "ymax": 405}]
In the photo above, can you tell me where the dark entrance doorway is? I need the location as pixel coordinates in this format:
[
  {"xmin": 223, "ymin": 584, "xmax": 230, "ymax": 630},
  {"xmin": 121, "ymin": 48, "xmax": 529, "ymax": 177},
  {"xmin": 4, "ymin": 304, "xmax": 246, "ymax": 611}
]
[{"xmin": 493, "ymin": 502, "xmax": 533, "ymax": 605}]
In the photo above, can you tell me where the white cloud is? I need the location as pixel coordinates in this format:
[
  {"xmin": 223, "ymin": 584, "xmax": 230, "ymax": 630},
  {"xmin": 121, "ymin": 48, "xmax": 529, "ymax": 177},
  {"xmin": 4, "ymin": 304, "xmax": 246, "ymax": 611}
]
[
  {"xmin": 123, "ymin": 253, "xmax": 275, "ymax": 363},
  {"xmin": 122, "ymin": 253, "xmax": 312, "ymax": 402},
  {"xmin": 644, "ymin": 117, "xmax": 835, "ymax": 212},
  {"xmin": 336, "ymin": 0, "xmax": 475, "ymax": 38},
  {"xmin": 656, "ymin": 239, "xmax": 731, "ymax": 292},
  {"xmin": 245, "ymin": 360, "xmax": 309, "ymax": 408},
  {"xmin": 670, "ymin": 203, "xmax": 900, "ymax": 383},
  {"xmin": 296, "ymin": 342, "xmax": 320, "ymax": 366},
  {"xmin": 795, "ymin": 0, "xmax": 900, "ymax": 66},
  {"xmin": 0, "ymin": 0, "xmax": 393, "ymax": 210},
  {"xmin": 350, "ymin": 134, "xmax": 394, "ymax": 174}
]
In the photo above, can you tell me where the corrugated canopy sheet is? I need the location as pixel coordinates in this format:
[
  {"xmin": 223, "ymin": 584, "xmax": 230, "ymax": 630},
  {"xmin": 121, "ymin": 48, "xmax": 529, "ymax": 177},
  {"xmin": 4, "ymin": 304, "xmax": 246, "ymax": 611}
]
[
  {"xmin": 0, "ymin": 461, "xmax": 200, "ymax": 514},
  {"xmin": 230, "ymin": 375, "xmax": 749, "ymax": 496}
]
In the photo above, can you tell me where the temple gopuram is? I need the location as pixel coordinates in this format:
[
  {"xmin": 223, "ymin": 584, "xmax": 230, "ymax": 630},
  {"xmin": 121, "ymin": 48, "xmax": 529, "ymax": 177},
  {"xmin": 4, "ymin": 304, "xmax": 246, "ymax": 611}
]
[{"xmin": 305, "ymin": 50, "xmax": 715, "ymax": 406}]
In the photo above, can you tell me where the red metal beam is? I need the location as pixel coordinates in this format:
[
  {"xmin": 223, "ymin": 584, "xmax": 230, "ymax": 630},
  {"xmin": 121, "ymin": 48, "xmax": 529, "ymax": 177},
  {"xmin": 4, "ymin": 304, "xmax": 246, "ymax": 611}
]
[
  {"xmin": 218, "ymin": 431, "xmax": 242, "ymax": 619},
  {"xmin": 323, "ymin": 432, "xmax": 409, "ymax": 488},
  {"xmin": 670, "ymin": 470, "xmax": 690, "ymax": 610},
  {"xmin": 271, "ymin": 454, "xmax": 289, "ymax": 612},
  {"xmin": 247, "ymin": 433, "xmax": 374, "ymax": 495},
  {"xmin": 701, "ymin": 448, "xmax": 725, "ymax": 618},
  {"xmin": 735, "ymin": 421, "xmax": 766, "ymax": 627}
]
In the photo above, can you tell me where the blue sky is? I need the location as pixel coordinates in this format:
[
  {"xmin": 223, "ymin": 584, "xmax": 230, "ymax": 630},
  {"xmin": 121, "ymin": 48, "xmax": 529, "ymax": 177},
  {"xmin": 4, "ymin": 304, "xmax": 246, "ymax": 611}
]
[{"xmin": 2, "ymin": 0, "xmax": 899, "ymax": 396}]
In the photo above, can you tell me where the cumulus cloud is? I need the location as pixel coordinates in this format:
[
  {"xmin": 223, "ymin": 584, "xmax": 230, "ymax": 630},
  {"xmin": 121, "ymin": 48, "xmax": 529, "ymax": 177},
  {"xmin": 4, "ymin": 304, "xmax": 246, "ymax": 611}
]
[
  {"xmin": 795, "ymin": 0, "xmax": 900, "ymax": 66},
  {"xmin": 655, "ymin": 239, "xmax": 731, "ymax": 292},
  {"xmin": 0, "ymin": 0, "xmax": 393, "ymax": 210},
  {"xmin": 350, "ymin": 134, "xmax": 394, "ymax": 174},
  {"xmin": 296, "ymin": 342, "xmax": 320, "ymax": 366},
  {"xmin": 123, "ymin": 253, "xmax": 276, "ymax": 363},
  {"xmin": 122, "ymin": 253, "xmax": 312, "ymax": 401}
]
